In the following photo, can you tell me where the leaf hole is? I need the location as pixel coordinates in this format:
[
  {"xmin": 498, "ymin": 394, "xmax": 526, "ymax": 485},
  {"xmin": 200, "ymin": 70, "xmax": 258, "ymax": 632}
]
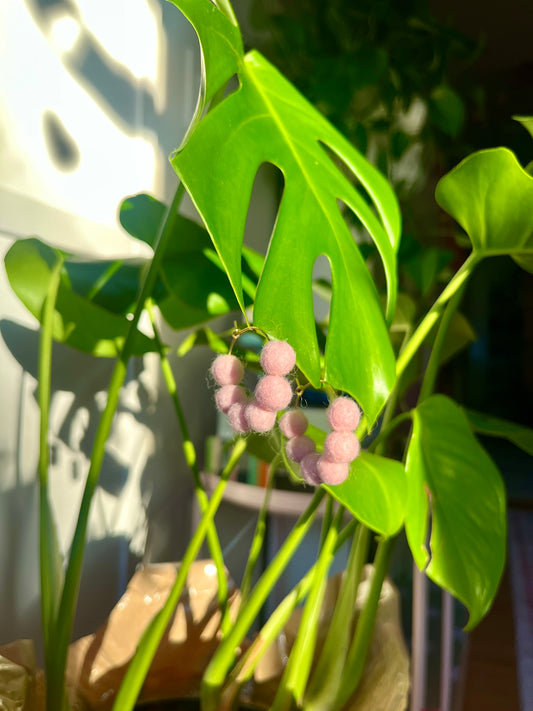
[
  {"xmin": 197, "ymin": 73, "xmax": 243, "ymax": 127},
  {"xmin": 243, "ymin": 162, "xmax": 284, "ymax": 254},
  {"xmin": 239, "ymin": 162, "xmax": 284, "ymax": 304},
  {"xmin": 336, "ymin": 197, "xmax": 387, "ymax": 301},
  {"xmin": 318, "ymin": 140, "xmax": 377, "ymax": 219},
  {"xmin": 312, "ymin": 254, "xmax": 332, "ymax": 333},
  {"xmin": 221, "ymin": 72, "xmax": 242, "ymax": 101}
]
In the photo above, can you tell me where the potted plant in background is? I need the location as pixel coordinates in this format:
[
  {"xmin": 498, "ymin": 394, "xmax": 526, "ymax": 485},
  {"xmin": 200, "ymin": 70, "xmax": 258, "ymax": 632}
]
[{"xmin": 1, "ymin": 0, "xmax": 532, "ymax": 710}]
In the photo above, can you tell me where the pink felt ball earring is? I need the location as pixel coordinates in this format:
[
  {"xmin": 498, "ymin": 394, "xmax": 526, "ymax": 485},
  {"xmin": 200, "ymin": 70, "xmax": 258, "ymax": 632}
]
[
  {"xmin": 244, "ymin": 337, "xmax": 297, "ymax": 434},
  {"xmin": 279, "ymin": 382, "xmax": 322, "ymax": 485},
  {"xmin": 211, "ymin": 325, "xmax": 297, "ymax": 436},
  {"xmin": 315, "ymin": 396, "xmax": 361, "ymax": 485}
]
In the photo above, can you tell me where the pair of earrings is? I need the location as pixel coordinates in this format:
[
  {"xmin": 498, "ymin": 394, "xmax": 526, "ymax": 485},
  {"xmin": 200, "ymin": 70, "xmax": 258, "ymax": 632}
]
[{"xmin": 210, "ymin": 332, "xmax": 360, "ymax": 486}]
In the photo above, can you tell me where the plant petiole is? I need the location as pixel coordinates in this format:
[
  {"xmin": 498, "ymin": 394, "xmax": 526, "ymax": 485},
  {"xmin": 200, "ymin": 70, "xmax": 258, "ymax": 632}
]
[
  {"xmin": 146, "ymin": 298, "xmax": 231, "ymax": 635},
  {"xmin": 201, "ymin": 487, "xmax": 326, "ymax": 711},
  {"xmin": 396, "ymin": 252, "xmax": 480, "ymax": 380},
  {"xmin": 111, "ymin": 437, "xmax": 247, "ymax": 711}
]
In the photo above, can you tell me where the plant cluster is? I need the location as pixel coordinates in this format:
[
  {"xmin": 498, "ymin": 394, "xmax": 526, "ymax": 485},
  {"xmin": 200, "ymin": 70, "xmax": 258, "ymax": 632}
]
[{"xmin": 2, "ymin": 1, "xmax": 533, "ymax": 710}]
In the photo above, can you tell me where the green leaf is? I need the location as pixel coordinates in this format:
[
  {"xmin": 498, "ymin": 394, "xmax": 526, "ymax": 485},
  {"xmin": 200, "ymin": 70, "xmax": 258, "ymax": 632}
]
[
  {"xmin": 439, "ymin": 311, "xmax": 475, "ymax": 364},
  {"xmin": 245, "ymin": 431, "xmax": 279, "ymax": 465},
  {"xmin": 160, "ymin": 249, "xmax": 242, "ymax": 326},
  {"xmin": 435, "ymin": 148, "xmax": 533, "ymax": 274},
  {"xmin": 119, "ymin": 193, "xmax": 166, "ymax": 248},
  {"xmin": 405, "ymin": 395, "xmax": 506, "ymax": 629},
  {"xmin": 166, "ymin": 0, "xmax": 243, "ymax": 112},
  {"xmin": 390, "ymin": 293, "xmax": 416, "ymax": 333},
  {"xmin": 403, "ymin": 246, "xmax": 453, "ymax": 297},
  {"xmin": 64, "ymin": 259, "xmax": 144, "ymax": 314},
  {"xmin": 119, "ymin": 193, "xmax": 258, "ymax": 330},
  {"xmin": 5, "ymin": 239, "xmax": 157, "ymax": 357},
  {"xmin": 465, "ymin": 409, "xmax": 533, "ymax": 456},
  {"xmin": 513, "ymin": 115, "xmax": 533, "ymax": 139},
  {"xmin": 398, "ymin": 311, "xmax": 475, "ymax": 392},
  {"xmin": 119, "ymin": 192, "xmax": 210, "ymax": 253},
  {"xmin": 177, "ymin": 327, "xmax": 229, "ymax": 357},
  {"xmin": 428, "ymin": 85, "xmax": 465, "ymax": 137},
  {"xmin": 281, "ymin": 423, "xmax": 406, "ymax": 536},
  {"xmin": 171, "ymin": 7, "xmax": 400, "ymax": 423},
  {"xmin": 325, "ymin": 452, "xmax": 407, "ymax": 538}
]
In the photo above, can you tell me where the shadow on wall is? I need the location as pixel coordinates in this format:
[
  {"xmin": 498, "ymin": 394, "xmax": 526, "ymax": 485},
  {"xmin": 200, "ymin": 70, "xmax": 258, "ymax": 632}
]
[
  {"xmin": 24, "ymin": 0, "xmax": 199, "ymax": 178},
  {"xmin": 0, "ymin": 478, "xmax": 134, "ymax": 663},
  {"xmin": 0, "ymin": 317, "xmax": 206, "ymax": 657}
]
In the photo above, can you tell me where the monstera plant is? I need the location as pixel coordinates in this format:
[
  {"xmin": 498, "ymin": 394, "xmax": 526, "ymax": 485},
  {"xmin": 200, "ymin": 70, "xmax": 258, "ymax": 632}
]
[{"xmin": 3, "ymin": 1, "xmax": 533, "ymax": 709}]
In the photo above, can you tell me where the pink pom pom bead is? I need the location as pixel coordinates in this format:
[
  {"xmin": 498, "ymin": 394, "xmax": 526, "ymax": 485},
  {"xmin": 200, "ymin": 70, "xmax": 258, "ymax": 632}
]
[
  {"xmin": 286, "ymin": 435, "xmax": 315, "ymax": 463},
  {"xmin": 215, "ymin": 384, "xmax": 247, "ymax": 414},
  {"xmin": 327, "ymin": 397, "xmax": 361, "ymax": 432},
  {"xmin": 211, "ymin": 354, "xmax": 244, "ymax": 386},
  {"xmin": 245, "ymin": 401, "xmax": 277, "ymax": 433},
  {"xmin": 300, "ymin": 452, "xmax": 322, "ymax": 486},
  {"xmin": 317, "ymin": 457, "xmax": 349, "ymax": 485},
  {"xmin": 260, "ymin": 340, "xmax": 296, "ymax": 376},
  {"xmin": 279, "ymin": 410, "xmax": 308, "ymax": 438},
  {"xmin": 255, "ymin": 375, "xmax": 293, "ymax": 412},
  {"xmin": 323, "ymin": 431, "xmax": 360, "ymax": 463},
  {"xmin": 227, "ymin": 401, "xmax": 250, "ymax": 434}
]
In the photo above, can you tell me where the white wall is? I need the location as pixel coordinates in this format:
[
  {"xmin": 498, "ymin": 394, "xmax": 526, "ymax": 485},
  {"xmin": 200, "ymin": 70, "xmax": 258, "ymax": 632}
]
[{"xmin": 0, "ymin": 0, "xmax": 212, "ymax": 654}]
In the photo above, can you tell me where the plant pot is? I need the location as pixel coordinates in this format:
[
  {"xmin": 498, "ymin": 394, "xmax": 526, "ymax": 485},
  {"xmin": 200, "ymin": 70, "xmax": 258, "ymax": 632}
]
[{"xmin": 0, "ymin": 560, "xmax": 409, "ymax": 711}]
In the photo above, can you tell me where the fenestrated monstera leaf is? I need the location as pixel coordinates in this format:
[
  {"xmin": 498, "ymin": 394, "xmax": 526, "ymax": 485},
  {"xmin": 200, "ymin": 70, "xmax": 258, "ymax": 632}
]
[
  {"xmin": 166, "ymin": 0, "xmax": 243, "ymax": 130},
  {"xmin": 405, "ymin": 395, "xmax": 506, "ymax": 629},
  {"xmin": 435, "ymin": 148, "xmax": 533, "ymax": 274},
  {"xmin": 168, "ymin": 0, "xmax": 400, "ymax": 425}
]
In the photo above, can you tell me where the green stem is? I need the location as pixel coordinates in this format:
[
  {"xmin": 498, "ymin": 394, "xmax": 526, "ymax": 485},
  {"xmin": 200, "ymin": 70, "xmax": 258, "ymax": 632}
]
[
  {"xmin": 86, "ymin": 259, "xmax": 123, "ymax": 301},
  {"xmin": 201, "ymin": 488, "xmax": 326, "ymax": 711},
  {"xmin": 38, "ymin": 255, "xmax": 65, "ymax": 708},
  {"xmin": 396, "ymin": 252, "xmax": 479, "ymax": 380},
  {"xmin": 369, "ymin": 411, "xmax": 413, "ymax": 454},
  {"xmin": 272, "ymin": 505, "xmax": 345, "ymax": 711},
  {"xmin": 47, "ymin": 183, "xmax": 186, "ymax": 711},
  {"xmin": 319, "ymin": 493, "xmax": 334, "ymax": 549},
  {"xmin": 305, "ymin": 524, "xmax": 371, "ymax": 710},
  {"xmin": 333, "ymin": 536, "xmax": 394, "ymax": 710},
  {"xmin": 373, "ymin": 324, "xmax": 412, "ymax": 456},
  {"xmin": 240, "ymin": 456, "xmax": 279, "ymax": 606},
  {"xmin": 146, "ymin": 299, "xmax": 230, "ymax": 635},
  {"xmin": 111, "ymin": 438, "xmax": 247, "ymax": 711},
  {"xmin": 223, "ymin": 519, "xmax": 359, "ymax": 703},
  {"xmin": 418, "ymin": 282, "xmax": 468, "ymax": 404}
]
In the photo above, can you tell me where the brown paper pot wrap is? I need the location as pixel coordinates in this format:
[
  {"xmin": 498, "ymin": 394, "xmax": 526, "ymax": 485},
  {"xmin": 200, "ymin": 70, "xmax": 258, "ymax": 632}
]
[
  {"xmin": 2, "ymin": 561, "xmax": 408, "ymax": 711},
  {"xmin": 66, "ymin": 561, "xmax": 240, "ymax": 711},
  {"xmin": 248, "ymin": 564, "xmax": 410, "ymax": 711},
  {"xmin": 0, "ymin": 640, "xmax": 45, "ymax": 711}
]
